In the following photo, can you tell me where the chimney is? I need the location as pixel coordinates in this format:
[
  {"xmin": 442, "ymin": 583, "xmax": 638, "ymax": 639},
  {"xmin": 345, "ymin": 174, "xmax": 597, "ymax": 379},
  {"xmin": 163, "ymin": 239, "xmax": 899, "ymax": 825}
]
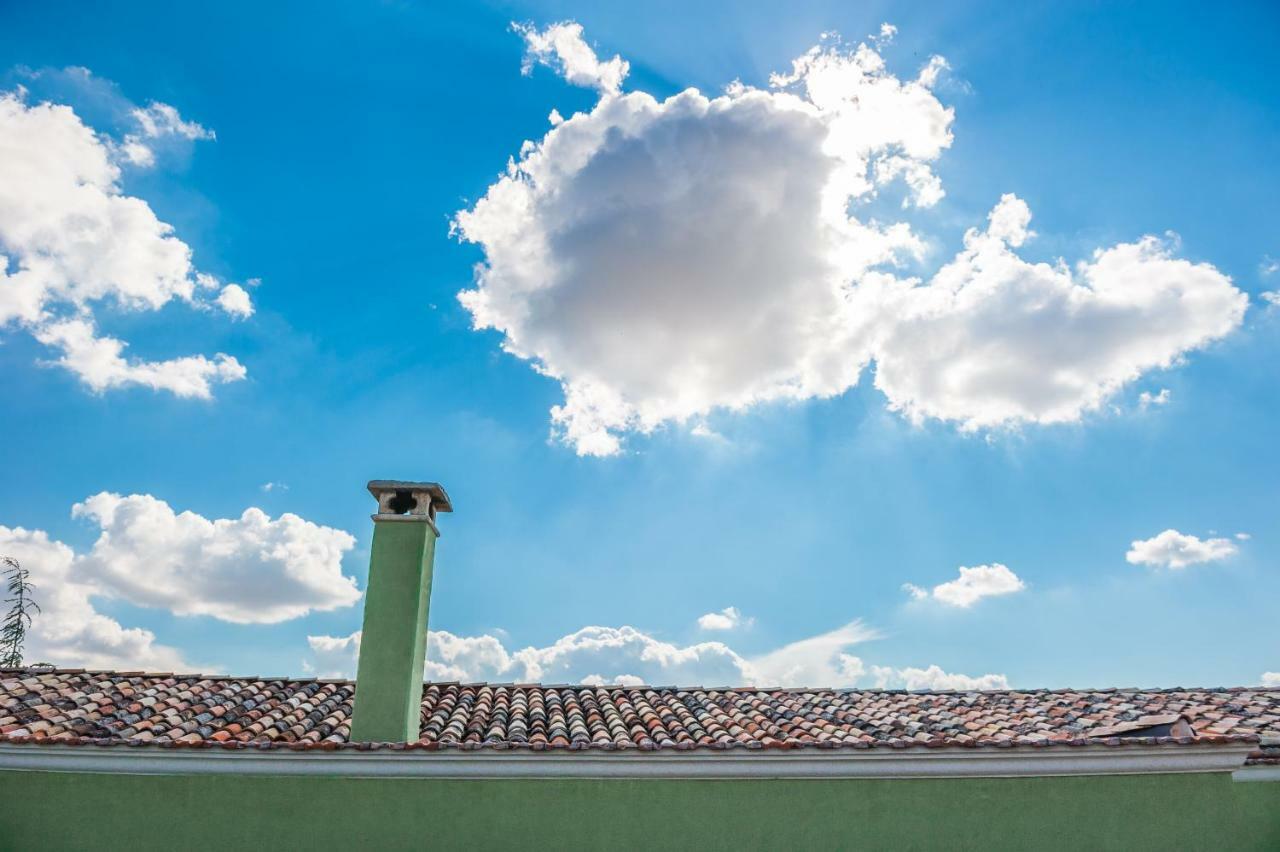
[{"xmin": 350, "ymin": 480, "xmax": 452, "ymax": 742}]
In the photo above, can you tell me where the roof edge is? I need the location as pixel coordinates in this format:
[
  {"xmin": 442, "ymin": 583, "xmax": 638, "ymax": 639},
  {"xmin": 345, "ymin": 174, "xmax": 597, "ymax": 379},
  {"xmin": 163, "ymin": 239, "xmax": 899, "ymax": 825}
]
[{"xmin": 0, "ymin": 741, "xmax": 1254, "ymax": 780}]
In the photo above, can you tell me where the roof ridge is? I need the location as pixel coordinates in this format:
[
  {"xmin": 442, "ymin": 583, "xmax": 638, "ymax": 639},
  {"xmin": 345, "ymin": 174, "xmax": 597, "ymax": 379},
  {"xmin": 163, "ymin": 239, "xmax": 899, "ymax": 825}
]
[
  {"xmin": 0, "ymin": 667, "xmax": 355, "ymax": 686},
  {"xmin": 1, "ymin": 667, "xmax": 1274, "ymax": 760},
  {"xmin": 1, "ymin": 667, "xmax": 1277, "ymax": 694}
]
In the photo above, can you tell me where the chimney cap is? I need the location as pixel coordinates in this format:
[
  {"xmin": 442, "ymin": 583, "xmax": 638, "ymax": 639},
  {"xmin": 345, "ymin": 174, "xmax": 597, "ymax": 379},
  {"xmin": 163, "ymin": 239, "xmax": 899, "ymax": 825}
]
[{"xmin": 367, "ymin": 480, "xmax": 453, "ymax": 519}]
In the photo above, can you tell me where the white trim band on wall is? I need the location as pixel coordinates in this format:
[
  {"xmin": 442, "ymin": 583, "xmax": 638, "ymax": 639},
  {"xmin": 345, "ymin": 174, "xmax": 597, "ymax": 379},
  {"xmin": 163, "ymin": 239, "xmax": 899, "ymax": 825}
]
[{"xmin": 0, "ymin": 742, "xmax": 1254, "ymax": 780}]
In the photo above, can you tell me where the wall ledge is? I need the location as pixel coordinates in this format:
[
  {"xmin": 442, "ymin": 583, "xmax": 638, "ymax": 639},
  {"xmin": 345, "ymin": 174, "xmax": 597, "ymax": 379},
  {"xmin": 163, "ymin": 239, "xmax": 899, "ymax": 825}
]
[
  {"xmin": 0, "ymin": 742, "xmax": 1254, "ymax": 779},
  {"xmin": 1233, "ymin": 764, "xmax": 1280, "ymax": 782}
]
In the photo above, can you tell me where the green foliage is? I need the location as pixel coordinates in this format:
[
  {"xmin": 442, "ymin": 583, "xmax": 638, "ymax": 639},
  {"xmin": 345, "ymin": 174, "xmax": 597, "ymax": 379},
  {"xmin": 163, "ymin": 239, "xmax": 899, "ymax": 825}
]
[{"xmin": 0, "ymin": 557, "xmax": 40, "ymax": 668}]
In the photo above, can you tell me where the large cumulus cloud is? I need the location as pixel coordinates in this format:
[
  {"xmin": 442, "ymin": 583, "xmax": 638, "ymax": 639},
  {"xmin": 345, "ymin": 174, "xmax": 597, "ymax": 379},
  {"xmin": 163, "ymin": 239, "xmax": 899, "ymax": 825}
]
[
  {"xmin": 0, "ymin": 70, "xmax": 251, "ymax": 398},
  {"xmin": 0, "ymin": 493, "xmax": 360, "ymax": 669},
  {"xmin": 454, "ymin": 24, "xmax": 1246, "ymax": 455}
]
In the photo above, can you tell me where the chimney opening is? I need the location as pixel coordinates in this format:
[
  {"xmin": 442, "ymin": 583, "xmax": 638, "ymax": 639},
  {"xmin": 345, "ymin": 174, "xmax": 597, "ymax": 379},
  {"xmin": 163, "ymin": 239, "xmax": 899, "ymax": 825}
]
[{"xmin": 387, "ymin": 490, "xmax": 418, "ymax": 515}]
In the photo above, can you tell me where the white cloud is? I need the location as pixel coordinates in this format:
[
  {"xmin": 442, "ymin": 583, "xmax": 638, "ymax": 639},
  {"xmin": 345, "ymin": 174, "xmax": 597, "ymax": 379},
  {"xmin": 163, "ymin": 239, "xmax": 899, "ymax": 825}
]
[
  {"xmin": 1262, "ymin": 291, "xmax": 1280, "ymax": 307},
  {"xmin": 261, "ymin": 481, "xmax": 289, "ymax": 493},
  {"xmin": 0, "ymin": 525, "xmax": 191, "ymax": 671},
  {"xmin": 33, "ymin": 318, "xmax": 245, "ymax": 399},
  {"xmin": 870, "ymin": 664, "xmax": 1009, "ymax": 691},
  {"xmin": 872, "ymin": 23, "xmax": 897, "ymax": 47},
  {"xmin": 1235, "ymin": 532, "xmax": 1251, "ymax": 541},
  {"xmin": 510, "ymin": 625, "xmax": 753, "ymax": 685},
  {"xmin": 515, "ymin": 22, "xmax": 630, "ymax": 95},
  {"xmin": 0, "ymin": 90, "xmax": 193, "ymax": 324},
  {"xmin": 689, "ymin": 422, "xmax": 727, "ymax": 442},
  {"xmin": 305, "ymin": 619, "xmax": 1004, "ymax": 691},
  {"xmin": 308, "ymin": 629, "xmax": 527, "ymax": 683},
  {"xmin": 0, "ymin": 82, "xmax": 250, "ymax": 396},
  {"xmin": 456, "ymin": 30, "xmax": 949, "ymax": 455},
  {"xmin": 904, "ymin": 563, "xmax": 1025, "ymax": 608},
  {"xmin": 902, "ymin": 582, "xmax": 929, "ymax": 600},
  {"xmin": 1262, "ymin": 672, "xmax": 1280, "ymax": 687},
  {"xmin": 582, "ymin": 673, "xmax": 645, "ymax": 687},
  {"xmin": 1138, "ymin": 388, "xmax": 1170, "ymax": 410},
  {"xmin": 119, "ymin": 140, "xmax": 155, "ymax": 167},
  {"xmin": 1260, "ymin": 256, "xmax": 1279, "ymax": 277},
  {"xmin": 307, "ymin": 626, "xmax": 749, "ymax": 684},
  {"xmin": 696, "ymin": 606, "xmax": 751, "ymax": 630},
  {"xmin": 304, "ymin": 631, "xmax": 362, "ymax": 678},
  {"xmin": 915, "ymin": 55, "xmax": 952, "ymax": 91},
  {"xmin": 425, "ymin": 629, "xmax": 518, "ymax": 682},
  {"xmin": 130, "ymin": 101, "xmax": 214, "ymax": 141},
  {"xmin": 0, "ymin": 493, "xmax": 361, "ymax": 669},
  {"xmin": 72, "ymin": 492, "xmax": 360, "ymax": 624},
  {"xmin": 456, "ymin": 26, "xmax": 1245, "ymax": 455},
  {"xmin": 871, "ymin": 197, "xmax": 1246, "ymax": 429},
  {"xmin": 216, "ymin": 283, "xmax": 254, "ymax": 318},
  {"xmin": 748, "ymin": 621, "xmax": 881, "ymax": 686},
  {"xmin": 1126, "ymin": 529, "xmax": 1239, "ymax": 570},
  {"xmin": 116, "ymin": 101, "xmax": 215, "ymax": 168}
]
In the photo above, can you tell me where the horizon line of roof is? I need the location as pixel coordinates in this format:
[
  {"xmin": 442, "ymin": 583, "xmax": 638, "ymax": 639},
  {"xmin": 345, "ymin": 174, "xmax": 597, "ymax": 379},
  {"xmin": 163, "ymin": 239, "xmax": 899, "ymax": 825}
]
[{"xmin": 3, "ymin": 666, "xmax": 1276, "ymax": 695}]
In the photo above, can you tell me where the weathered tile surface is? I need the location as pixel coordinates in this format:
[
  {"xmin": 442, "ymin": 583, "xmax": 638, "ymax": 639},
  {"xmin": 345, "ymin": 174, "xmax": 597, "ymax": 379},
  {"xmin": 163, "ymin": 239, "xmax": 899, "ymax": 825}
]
[{"xmin": 0, "ymin": 668, "xmax": 1274, "ymax": 763}]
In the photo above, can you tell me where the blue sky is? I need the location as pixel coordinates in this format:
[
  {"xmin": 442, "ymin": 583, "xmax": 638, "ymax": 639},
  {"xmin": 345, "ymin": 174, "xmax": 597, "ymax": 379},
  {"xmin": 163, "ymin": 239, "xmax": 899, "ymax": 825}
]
[{"xmin": 1, "ymin": 0, "xmax": 1277, "ymax": 689}]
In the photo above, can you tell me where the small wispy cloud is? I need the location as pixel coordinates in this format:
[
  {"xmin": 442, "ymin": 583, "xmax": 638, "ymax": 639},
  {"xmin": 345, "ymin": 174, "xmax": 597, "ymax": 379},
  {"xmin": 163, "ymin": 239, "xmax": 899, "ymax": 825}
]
[
  {"xmin": 697, "ymin": 606, "xmax": 752, "ymax": 631},
  {"xmin": 871, "ymin": 22, "xmax": 897, "ymax": 47},
  {"xmin": 1138, "ymin": 388, "xmax": 1170, "ymax": 410},
  {"xmin": 690, "ymin": 422, "xmax": 728, "ymax": 443},
  {"xmin": 513, "ymin": 21, "xmax": 629, "ymax": 95},
  {"xmin": 261, "ymin": 481, "xmax": 289, "ymax": 493}
]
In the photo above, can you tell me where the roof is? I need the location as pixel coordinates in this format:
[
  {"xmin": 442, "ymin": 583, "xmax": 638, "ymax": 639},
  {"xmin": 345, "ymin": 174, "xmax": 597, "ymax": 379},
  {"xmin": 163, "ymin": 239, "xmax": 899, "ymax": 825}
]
[{"xmin": 1, "ymin": 668, "xmax": 1275, "ymax": 766}]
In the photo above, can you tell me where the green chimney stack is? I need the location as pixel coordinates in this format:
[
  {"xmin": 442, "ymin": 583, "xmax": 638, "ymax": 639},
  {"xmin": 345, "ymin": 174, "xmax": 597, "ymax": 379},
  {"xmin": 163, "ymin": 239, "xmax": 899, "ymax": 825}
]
[{"xmin": 350, "ymin": 480, "xmax": 452, "ymax": 743}]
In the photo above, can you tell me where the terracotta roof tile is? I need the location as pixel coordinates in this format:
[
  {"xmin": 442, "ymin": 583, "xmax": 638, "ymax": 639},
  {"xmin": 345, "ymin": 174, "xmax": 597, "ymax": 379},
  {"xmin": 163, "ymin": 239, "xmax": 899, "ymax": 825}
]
[{"xmin": 0, "ymin": 668, "xmax": 1274, "ymax": 762}]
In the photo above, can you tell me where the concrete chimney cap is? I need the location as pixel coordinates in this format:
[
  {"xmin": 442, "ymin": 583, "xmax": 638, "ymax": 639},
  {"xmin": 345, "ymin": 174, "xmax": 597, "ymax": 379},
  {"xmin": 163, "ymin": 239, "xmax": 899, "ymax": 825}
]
[{"xmin": 366, "ymin": 480, "xmax": 453, "ymax": 519}]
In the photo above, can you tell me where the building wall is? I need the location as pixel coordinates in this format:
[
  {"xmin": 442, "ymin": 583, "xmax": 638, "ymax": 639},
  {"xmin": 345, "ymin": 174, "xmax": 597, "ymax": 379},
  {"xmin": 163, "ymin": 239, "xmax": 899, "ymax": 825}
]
[{"xmin": 0, "ymin": 769, "xmax": 1276, "ymax": 851}]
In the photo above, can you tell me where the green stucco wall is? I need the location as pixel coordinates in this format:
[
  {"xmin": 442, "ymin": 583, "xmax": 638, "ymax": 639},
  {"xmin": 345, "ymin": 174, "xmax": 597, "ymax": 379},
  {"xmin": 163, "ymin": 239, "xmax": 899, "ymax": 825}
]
[{"xmin": 0, "ymin": 770, "xmax": 1275, "ymax": 851}]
